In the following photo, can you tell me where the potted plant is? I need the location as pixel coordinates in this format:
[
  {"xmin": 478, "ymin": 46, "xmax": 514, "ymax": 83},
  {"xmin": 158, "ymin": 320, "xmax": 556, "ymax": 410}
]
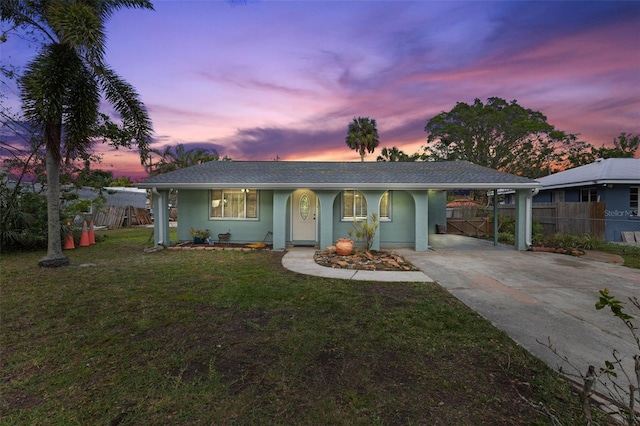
[{"xmin": 189, "ymin": 227, "xmax": 210, "ymax": 244}]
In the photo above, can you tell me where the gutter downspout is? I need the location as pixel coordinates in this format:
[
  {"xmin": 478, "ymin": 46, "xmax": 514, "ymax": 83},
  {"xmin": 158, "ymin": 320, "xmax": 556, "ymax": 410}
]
[
  {"xmin": 152, "ymin": 187, "xmax": 165, "ymax": 246},
  {"xmin": 493, "ymin": 189, "xmax": 499, "ymax": 246},
  {"xmin": 525, "ymin": 187, "xmax": 540, "ymax": 248}
]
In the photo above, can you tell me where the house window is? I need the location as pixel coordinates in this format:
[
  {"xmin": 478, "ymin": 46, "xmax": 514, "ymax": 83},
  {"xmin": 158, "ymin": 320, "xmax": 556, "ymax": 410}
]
[
  {"xmin": 342, "ymin": 190, "xmax": 367, "ymax": 220},
  {"xmin": 342, "ymin": 191, "xmax": 391, "ymax": 220},
  {"xmin": 631, "ymin": 187, "xmax": 638, "ymax": 216},
  {"xmin": 580, "ymin": 188, "xmax": 598, "ymax": 202},
  {"xmin": 379, "ymin": 191, "xmax": 391, "ymax": 220},
  {"xmin": 552, "ymin": 190, "xmax": 565, "ymax": 203},
  {"xmin": 210, "ymin": 189, "xmax": 258, "ymax": 219}
]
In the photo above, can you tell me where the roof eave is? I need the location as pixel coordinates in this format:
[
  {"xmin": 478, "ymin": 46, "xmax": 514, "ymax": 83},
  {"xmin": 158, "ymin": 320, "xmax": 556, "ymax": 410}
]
[
  {"xmin": 137, "ymin": 182, "xmax": 541, "ymax": 190},
  {"xmin": 539, "ymin": 179, "xmax": 640, "ymax": 190}
]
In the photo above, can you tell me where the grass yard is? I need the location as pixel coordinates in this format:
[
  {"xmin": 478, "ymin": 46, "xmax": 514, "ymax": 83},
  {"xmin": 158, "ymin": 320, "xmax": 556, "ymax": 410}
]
[{"xmin": 1, "ymin": 228, "xmax": 591, "ymax": 424}]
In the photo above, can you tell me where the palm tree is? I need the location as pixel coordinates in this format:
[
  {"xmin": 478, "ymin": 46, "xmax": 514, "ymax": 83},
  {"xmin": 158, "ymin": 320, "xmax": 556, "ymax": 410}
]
[
  {"xmin": 147, "ymin": 143, "xmax": 219, "ymax": 176},
  {"xmin": 377, "ymin": 146, "xmax": 409, "ymax": 162},
  {"xmin": 345, "ymin": 117, "xmax": 380, "ymax": 162},
  {"xmin": 2, "ymin": 0, "xmax": 153, "ymax": 267}
]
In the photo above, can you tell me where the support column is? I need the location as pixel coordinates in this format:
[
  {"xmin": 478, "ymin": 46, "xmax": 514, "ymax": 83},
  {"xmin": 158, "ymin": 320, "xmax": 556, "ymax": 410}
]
[
  {"xmin": 316, "ymin": 191, "xmax": 339, "ymax": 251},
  {"xmin": 410, "ymin": 190, "xmax": 429, "ymax": 252},
  {"xmin": 514, "ymin": 189, "xmax": 531, "ymax": 251},
  {"xmin": 152, "ymin": 188, "xmax": 171, "ymax": 247},
  {"xmin": 272, "ymin": 190, "xmax": 290, "ymax": 250}
]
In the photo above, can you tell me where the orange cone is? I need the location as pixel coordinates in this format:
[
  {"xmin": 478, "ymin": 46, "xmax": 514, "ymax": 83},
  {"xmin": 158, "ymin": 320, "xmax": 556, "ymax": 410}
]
[
  {"xmin": 79, "ymin": 220, "xmax": 90, "ymax": 247},
  {"xmin": 89, "ymin": 219, "xmax": 96, "ymax": 245},
  {"xmin": 63, "ymin": 221, "xmax": 75, "ymax": 250}
]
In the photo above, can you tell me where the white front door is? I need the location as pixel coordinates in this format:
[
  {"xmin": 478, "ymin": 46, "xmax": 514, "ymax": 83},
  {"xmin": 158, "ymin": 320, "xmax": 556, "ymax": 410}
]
[{"xmin": 291, "ymin": 189, "xmax": 317, "ymax": 243}]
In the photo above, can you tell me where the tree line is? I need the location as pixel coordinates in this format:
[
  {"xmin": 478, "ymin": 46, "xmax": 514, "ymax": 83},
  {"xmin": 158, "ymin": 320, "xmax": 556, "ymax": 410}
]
[{"xmin": 346, "ymin": 98, "xmax": 638, "ymax": 178}]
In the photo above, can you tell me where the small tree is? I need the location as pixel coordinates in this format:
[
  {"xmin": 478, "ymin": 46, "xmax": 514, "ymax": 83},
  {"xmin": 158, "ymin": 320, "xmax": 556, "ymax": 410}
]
[
  {"xmin": 348, "ymin": 213, "xmax": 379, "ymax": 252},
  {"xmin": 540, "ymin": 289, "xmax": 640, "ymax": 425}
]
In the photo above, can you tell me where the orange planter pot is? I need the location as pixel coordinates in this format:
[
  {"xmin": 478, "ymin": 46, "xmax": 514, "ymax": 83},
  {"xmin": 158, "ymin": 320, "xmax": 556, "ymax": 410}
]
[{"xmin": 336, "ymin": 238, "xmax": 354, "ymax": 256}]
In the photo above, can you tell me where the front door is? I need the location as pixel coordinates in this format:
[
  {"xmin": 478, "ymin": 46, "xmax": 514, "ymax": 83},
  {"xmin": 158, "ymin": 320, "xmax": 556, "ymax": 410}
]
[{"xmin": 291, "ymin": 189, "xmax": 317, "ymax": 244}]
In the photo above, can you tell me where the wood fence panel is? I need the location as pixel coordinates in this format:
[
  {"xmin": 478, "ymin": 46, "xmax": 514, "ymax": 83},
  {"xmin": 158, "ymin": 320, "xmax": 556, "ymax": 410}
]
[
  {"xmin": 92, "ymin": 206, "xmax": 152, "ymax": 228},
  {"xmin": 446, "ymin": 219, "xmax": 490, "ymax": 236},
  {"xmin": 497, "ymin": 202, "xmax": 605, "ymax": 239}
]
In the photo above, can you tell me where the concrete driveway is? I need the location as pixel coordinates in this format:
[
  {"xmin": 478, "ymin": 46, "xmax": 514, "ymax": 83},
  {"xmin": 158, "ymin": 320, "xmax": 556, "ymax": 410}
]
[{"xmin": 398, "ymin": 235, "xmax": 640, "ymax": 391}]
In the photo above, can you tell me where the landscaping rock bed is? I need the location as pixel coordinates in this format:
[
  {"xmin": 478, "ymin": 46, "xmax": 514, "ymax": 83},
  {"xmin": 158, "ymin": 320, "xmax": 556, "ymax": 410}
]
[
  {"xmin": 169, "ymin": 242, "xmax": 272, "ymax": 251},
  {"xmin": 314, "ymin": 250, "xmax": 421, "ymax": 271}
]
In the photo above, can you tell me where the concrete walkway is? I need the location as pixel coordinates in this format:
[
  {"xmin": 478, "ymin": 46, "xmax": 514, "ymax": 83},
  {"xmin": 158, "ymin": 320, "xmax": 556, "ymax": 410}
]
[{"xmin": 282, "ymin": 235, "xmax": 640, "ymax": 395}]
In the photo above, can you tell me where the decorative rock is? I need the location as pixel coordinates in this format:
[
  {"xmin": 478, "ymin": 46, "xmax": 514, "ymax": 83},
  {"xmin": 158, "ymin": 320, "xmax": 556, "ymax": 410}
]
[{"xmin": 314, "ymin": 250, "xmax": 420, "ymax": 271}]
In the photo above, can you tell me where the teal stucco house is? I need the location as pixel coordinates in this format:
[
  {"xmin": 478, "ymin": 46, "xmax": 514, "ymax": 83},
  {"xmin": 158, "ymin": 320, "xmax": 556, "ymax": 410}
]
[{"xmin": 137, "ymin": 160, "xmax": 540, "ymax": 251}]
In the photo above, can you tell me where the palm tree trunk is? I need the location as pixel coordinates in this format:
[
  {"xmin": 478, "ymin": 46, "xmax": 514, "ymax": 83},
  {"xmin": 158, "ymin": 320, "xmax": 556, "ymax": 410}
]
[{"xmin": 38, "ymin": 124, "xmax": 69, "ymax": 267}]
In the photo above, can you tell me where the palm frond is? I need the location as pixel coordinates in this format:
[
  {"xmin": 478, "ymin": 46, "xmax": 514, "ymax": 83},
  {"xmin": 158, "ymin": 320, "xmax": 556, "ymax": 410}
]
[
  {"xmin": 96, "ymin": 66, "xmax": 153, "ymax": 164},
  {"xmin": 47, "ymin": 1, "xmax": 106, "ymax": 64},
  {"xmin": 98, "ymin": 0, "xmax": 154, "ymax": 21}
]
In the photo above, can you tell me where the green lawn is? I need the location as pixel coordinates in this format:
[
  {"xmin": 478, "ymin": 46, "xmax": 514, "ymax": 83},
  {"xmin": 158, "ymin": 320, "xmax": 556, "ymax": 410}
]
[{"xmin": 1, "ymin": 228, "xmax": 591, "ymax": 424}]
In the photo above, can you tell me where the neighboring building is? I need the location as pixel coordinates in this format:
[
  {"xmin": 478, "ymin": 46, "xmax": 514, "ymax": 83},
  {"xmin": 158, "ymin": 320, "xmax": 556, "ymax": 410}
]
[
  {"xmin": 75, "ymin": 186, "xmax": 148, "ymax": 209},
  {"xmin": 137, "ymin": 161, "xmax": 540, "ymax": 251},
  {"xmin": 533, "ymin": 158, "xmax": 640, "ymax": 242}
]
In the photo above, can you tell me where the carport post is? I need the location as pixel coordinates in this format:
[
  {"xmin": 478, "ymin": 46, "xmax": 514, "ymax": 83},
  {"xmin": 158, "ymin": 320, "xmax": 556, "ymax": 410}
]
[{"xmin": 514, "ymin": 189, "xmax": 530, "ymax": 250}]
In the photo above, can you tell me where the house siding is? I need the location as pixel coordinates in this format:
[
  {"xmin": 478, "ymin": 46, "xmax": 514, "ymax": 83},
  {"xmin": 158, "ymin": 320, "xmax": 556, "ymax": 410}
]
[
  {"xmin": 380, "ymin": 191, "xmax": 416, "ymax": 247},
  {"xmin": 604, "ymin": 186, "xmax": 640, "ymax": 242},
  {"xmin": 177, "ymin": 188, "xmax": 449, "ymax": 249}
]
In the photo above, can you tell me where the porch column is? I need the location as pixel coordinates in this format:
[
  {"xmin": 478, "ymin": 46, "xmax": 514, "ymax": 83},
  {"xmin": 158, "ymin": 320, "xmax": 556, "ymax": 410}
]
[
  {"xmin": 316, "ymin": 191, "xmax": 339, "ymax": 251},
  {"xmin": 272, "ymin": 190, "xmax": 290, "ymax": 250},
  {"xmin": 410, "ymin": 190, "xmax": 429, "ymax": 252},
  {"xmin": 514, "ymin": 189, "xmax": 531, "ymax": 251},
  {"xmin": 152, "ymin": 188, "xmax": 171, "ymax": 246}
]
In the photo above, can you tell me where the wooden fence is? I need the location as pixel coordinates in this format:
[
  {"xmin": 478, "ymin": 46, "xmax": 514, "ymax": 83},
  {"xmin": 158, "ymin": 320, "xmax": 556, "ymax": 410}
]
[
  {"xmin": 445, "ymin": 202, "xmax": 605, "ymax": 239},
  {"xmin": 92, "ymin": 206, "xmax": 152, "ymax": 229},
  {"xmin": 498, "ymin": 202, "xmax": 605, "ymax": 239},
  {"xmin": 445, "ymin": 218, "xmax": 491, "ymax": 236}
]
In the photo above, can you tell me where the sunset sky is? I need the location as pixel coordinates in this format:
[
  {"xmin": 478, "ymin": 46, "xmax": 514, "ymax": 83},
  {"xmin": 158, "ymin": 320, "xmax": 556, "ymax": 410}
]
[{"xmin": 2, "ymin": 1, "xmax": 639, "ymax": 180}]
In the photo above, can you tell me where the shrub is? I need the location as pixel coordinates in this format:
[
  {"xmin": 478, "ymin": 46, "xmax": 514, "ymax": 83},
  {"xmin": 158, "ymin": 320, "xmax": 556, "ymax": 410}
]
[
  {"xmin": 348, "ymin": 213, "xmax": 379, "ymax": 252},
  {"xmin": 0, "ymin": 179, "xmax": 48, "ymax": 252}
]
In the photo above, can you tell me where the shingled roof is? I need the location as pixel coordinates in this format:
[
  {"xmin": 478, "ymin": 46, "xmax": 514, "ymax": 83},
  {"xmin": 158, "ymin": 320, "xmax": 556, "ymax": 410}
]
[
  {"xmin": 137, "ymin": 160, "xmax": 539, "ymax": 190},
  {"xmin": 537, "ymin": 158, "xmax": 640, "ymax": 190}
]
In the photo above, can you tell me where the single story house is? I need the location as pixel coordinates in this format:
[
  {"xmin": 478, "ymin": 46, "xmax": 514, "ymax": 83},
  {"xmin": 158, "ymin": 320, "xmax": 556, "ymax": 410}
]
[
  {"xmin": 532, "ymin": 158, "xmax": 640, "ymax": 242},
  {"xmin": 137, "ymin": 160, "xmax": 540, "ymax": 251}
]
